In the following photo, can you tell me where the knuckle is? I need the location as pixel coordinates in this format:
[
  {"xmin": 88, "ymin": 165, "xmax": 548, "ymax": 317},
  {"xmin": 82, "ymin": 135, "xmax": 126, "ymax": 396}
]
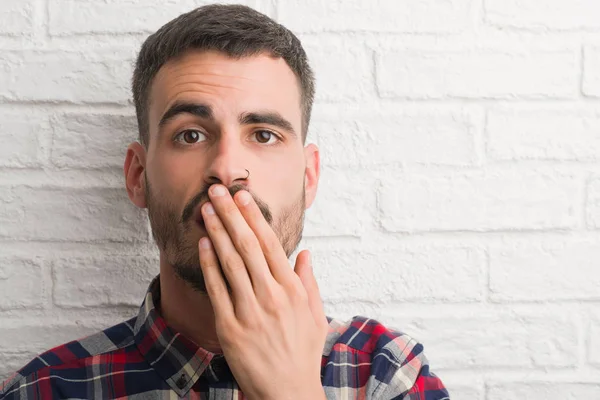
[
  {"xmin": 207, "ymin": 280, "xmax": 228, "ymax": 297},
  {"xmin": 289, "ymin": 286, "xmax": 308, "ymax": 306},
  {"xmin": 223, "ymin": 202, "xmax": 240, "ymax": 217},
  {"xmin": 241, "ymin": 311, "xmax": 262, "ymax": 330},
  {"xmin": 199, "ymin": 252, "xmax": 217, "ymax": 267},
  {"xmin": 261, "ymin": 286, "xmax": 285, "ymax": 315},
  {"xmin": 259, "ymin": 235, "xmax": 281, "ymax": 260},
  {"xmin": 224, "ymin": 258, "xmax": 246, "ymax": 274},
  {"xmin": 216, "ymin": 318, "xmax": 239, "ymax": 342},
  {"xmin": 204, "ymin": 214, "xmax": 224, "ymax": 231},
  {"xmin": 219, "ymin": 253, "xmax": 244, "ymax": 273},
  {"xmin": 236, "ymin": 298, "xmax": 262, "ymax": 327},
  {"xmin": 234, "ymin": 234, "xmax": 259, "ymax": 256},
  {"xmin": 263, "ymin": 234, "xmax": 280, "ymax": 252}
]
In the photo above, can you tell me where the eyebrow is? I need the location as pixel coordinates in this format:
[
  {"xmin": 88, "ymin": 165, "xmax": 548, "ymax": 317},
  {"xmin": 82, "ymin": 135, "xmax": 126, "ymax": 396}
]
[
  {"xmin": 158, "ymin": 101, "xmax": 297, "ymax": 138},
  {"xmin": 239, "ymin": 111, "xmax": 297, "ymax": 138},
  {"xmin": 158, "ymin": 102, "xmax": 213, "ymax": 127}
]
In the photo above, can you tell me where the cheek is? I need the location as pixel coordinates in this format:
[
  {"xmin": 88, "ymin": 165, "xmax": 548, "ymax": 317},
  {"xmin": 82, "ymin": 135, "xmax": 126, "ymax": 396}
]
[
  {"xmin": 146, "ymin": 153, "xmax": 195, "ymax": 202},
  {"xmin": 260, "ymin": 157, "xmax": 304, "ymax": 204}
]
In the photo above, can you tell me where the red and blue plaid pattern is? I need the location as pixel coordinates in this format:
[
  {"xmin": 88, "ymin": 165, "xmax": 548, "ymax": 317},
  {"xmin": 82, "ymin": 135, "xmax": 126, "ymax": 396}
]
[{"xmin": 1, "ymin": 276, "xmax": 449, "ymax": 399}]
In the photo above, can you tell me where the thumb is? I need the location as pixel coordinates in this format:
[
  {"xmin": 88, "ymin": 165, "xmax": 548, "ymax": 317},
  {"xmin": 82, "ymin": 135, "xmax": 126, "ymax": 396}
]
[
  {"xmin": 293, "ymin": 249, "xmax": 311, "ymax": 279},
  {"xmin": 294, "ymin": 250, "xmax": 327, "ymax": 329}
]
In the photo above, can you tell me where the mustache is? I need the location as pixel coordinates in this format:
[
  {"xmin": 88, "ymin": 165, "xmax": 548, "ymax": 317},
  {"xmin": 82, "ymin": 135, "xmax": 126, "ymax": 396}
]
[{"xmin": 181, "ymin": 183, "xmax": 272, "ymax": 225}]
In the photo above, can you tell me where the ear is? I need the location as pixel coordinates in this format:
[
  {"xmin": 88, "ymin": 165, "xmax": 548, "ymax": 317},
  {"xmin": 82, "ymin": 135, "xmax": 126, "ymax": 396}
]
[
  {"xmin": 303, "ymin": 143, "xmax": 320, "ymax": 209},
  {"xmin": 124, "ymin": 141, "xmax": 148, "ymax": 209}
]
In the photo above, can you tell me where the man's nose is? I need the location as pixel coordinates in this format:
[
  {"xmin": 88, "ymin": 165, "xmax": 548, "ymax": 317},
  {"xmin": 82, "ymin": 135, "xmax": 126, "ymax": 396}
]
[{"xmin": 202, "ymin": 138, "xmax": 250, "ymax": 187}]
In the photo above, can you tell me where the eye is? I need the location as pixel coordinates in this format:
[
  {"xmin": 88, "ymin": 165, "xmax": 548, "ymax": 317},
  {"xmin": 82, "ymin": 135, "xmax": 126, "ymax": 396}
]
[
  {"xmin": 174, "ymin": 129, "xmax": 207, "ymax": 145},
  {"xmin": 252, "ymin": 130, "xmax": 281, "ymax": 145}
]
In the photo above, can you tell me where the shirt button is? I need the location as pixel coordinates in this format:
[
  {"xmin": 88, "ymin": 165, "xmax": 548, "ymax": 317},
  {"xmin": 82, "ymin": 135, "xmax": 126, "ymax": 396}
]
[{"xmin": 176, "ymin": 374, "xmax": 187, "ymax": 389}]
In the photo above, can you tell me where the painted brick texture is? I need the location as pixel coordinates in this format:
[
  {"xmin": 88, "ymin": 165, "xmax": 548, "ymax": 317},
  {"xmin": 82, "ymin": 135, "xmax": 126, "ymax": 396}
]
[{"xmin": 1, "ymin": 0, "xmax": 599, "ymax": 398}]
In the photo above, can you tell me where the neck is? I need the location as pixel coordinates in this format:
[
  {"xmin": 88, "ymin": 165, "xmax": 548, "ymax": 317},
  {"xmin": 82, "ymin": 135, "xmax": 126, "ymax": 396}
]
[{"xmin": 158, "ymin": 253, "xmax": 223, "ymax": 354}]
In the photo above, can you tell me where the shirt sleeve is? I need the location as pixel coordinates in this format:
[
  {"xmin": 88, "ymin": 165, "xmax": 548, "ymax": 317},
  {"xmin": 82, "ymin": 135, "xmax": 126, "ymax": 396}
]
[
  {"xmin": 367, "ymin": 331, "xmax": 450, "ymax": 399},
  {"xmin": 0, "ymin": 373, "xmax": 20, "ymax": 399},
  {"xmin": 400, "ymin": 365, "xmax": 450, "ymax": 400}
]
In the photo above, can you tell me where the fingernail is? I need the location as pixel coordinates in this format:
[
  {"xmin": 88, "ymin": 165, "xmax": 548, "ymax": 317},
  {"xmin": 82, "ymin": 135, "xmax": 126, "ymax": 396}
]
[
  {"xmin": 200, "ymin": 237, "xmax": 211, "ymax": 249},
  {"xmin": 211, "ymin": 185, "xmax": 227, "ymax": 197},
  {"xmin": 204, "ymin": 203, "xmax": 215, "ymax": 215},
  {"xmin": 236, "ymin": 190, "xmax": 251, "ymax": 206}
]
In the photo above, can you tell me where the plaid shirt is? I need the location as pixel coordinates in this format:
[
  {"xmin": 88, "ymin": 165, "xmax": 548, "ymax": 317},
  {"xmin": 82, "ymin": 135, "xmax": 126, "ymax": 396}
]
[{"xmin": 1, "ymin": 276, "xmax": 449, "ymax": 399}]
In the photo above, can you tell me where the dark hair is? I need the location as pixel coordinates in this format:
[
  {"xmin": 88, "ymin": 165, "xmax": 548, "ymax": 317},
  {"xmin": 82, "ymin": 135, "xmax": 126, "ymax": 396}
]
[{"xmin": 132, "ymin": 4, "xmax": 315, "ymax": 147}]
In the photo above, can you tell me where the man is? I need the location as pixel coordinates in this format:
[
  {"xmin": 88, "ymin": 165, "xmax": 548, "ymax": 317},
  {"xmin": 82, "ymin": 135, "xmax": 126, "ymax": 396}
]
[{"xmin": 0, "ymin": 4, "xmax": 449, "ymax": 399}]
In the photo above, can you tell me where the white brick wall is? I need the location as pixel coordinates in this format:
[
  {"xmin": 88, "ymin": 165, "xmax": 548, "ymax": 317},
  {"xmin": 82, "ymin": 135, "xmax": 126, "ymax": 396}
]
[
  {"xmin": 1, "ymin": 1, "xmax": 600, "ymax": 398},
  {"xmin": 377, "ymin": 49, "xmax": 579, "ymax": 99}
]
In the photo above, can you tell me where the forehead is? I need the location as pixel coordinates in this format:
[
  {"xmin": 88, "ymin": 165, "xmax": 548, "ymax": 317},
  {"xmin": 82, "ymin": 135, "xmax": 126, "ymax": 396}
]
[{"xmin": 148, "ymin": 50, "xmax": 302, "ymax": 128}]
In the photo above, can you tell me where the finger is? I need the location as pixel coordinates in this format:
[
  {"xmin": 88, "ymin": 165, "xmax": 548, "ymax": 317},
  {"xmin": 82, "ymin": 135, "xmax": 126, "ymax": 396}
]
[
  {"xmin": 202, "ymin": 201, "xmax": 258, "ymax": 312},
  {"xmin": 198, "ymin": 237, "xmax": 235, "ymax": 321},
  {"xmin": 234, "ymin": 189, "xmax": 299, "ymax": 289},
  {"xmin": 208, "ymin": 185, "xmax": 278, "ymax": 293},
  {"xmin": 293, "ymin": 250, "xmax": 327, "ymax": 328}
]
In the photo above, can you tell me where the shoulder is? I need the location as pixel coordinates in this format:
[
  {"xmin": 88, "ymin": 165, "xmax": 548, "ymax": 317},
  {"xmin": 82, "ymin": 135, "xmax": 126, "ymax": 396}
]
[
  {"xmin": 324, "ymin": 315, "xmax": 449, "ymax": 400},
  {"xmin": 0, "ymin": 317, "xmax": 137, "ymax": 398},
  {"xmin": 325, "ymin": 314, "xmax": 420, "ymax": 357}
]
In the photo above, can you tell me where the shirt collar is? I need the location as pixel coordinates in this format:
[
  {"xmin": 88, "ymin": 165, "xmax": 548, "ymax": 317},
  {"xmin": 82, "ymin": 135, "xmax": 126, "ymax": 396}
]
[
  {"xmin": 133, "ymin": 275, "xmax": 338, "ymax": 396},
  {"xmin": 133, "ymin": 275, "xmax": 231, "ymax": 396}
]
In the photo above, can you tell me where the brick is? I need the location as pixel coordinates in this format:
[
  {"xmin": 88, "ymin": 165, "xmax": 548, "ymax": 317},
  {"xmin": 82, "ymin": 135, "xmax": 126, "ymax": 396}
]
[
  {"xmin": 51, "ymin": 113, "xmax": 137, "ymax": 168},
  {"xmin": 278, "ymin": 0, "xmax": 471, "ymax": 33},
  {"xmin": 586, "ymin": 177, "xmax": 600, "ymax": 229},
  {"xmin": 312, "ymin": 246, "xmax": 485, "ymax": 303},
  {"xmin": 487, "ymin": 108, "xmax": 600, "ymax": 161},
  {"xmin": 304, "ymin": 167, "xmax": 376, "ymax": 237},
  {"xmin": 0, "ymin": 169, "xmax": 124, "ymax": 189},
  {"xmin": 591, "ymin": 317, "xmax": 600, "ymax": 366},
  {"xmin": 0, "ymin": 113, "xmax": 49, "ymax": 168},
  {"xmin": 0, "ymin": 2, "xmax": 35, "ymax": 36},
  {"xmin": 0, "ymin": 351, "xmax": 38, "ymax": 382},
  {"xmin": 379, "ymin": 170, "xmax": 578, "ymax": 232},
  {"xmin": 53, "ymin": 255, "xmax": 157, "ymax": 307},
  {"xmin": 0, "ymin": 323, "xmax": 100, "ymax": 353},
  {"xmin": 376, "ymin": 49, "xmax": 578, "ymax": 99},
  {"xmin": 485, "ymin": 0, "xmax": 600, "ymax": 31},
  {"xmin": 0, "ymin": 51, "xmax": 132, "ymax": 104},
  {"xmin": 583, "ymin": 46, "xmax": 600, "ymax": 97},
  {"xmin": 385, "ymin": 312, "xmax": 578, "ymax": 369},
  {"xmin": 303, "ymin": 40, "xmax": 374, "ymax": 102},
  {"xmin": 0, "ymin": 258, "xmax": 44, "ymax": 310},
  {"xmin": 49, "ymin": 0, "xmax": 264, "ymax": 35},
  {"xmin": 443, "ymin": 383, "xmax": 483, "ymax": 400},
  {"xmin": 488, "ymin": 383, "xmax": 600, "ymax": 399},
  {"xmin": 311, "ymin": 106, "xmax": 480, "ymax": 167},
  {"xmin": 490, "ymin": 241, "xmax": 600, "ymax": 301},
  {"xmin": 0, "ymin": 187, "xmax": 148, "ymax": 242}
]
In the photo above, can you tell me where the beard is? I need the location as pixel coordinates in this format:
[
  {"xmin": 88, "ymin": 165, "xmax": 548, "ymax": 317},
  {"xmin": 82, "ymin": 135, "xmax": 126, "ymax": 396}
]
[{"xmin": 144, "ymin": 172, "xmax": 306, "ymax": 293}]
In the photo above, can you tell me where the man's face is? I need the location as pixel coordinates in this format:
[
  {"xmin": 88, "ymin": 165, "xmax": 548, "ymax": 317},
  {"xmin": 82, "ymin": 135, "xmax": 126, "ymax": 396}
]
[{"xmin": 142, "ymin": 50, "xmax": 311, "ymax": 292}]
